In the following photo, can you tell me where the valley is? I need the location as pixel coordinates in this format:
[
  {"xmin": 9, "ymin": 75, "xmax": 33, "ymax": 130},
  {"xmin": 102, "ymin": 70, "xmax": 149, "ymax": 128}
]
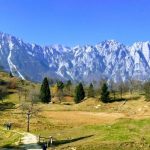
[
  {"xmin": 1, "ymin": 1, "xmax": 150, "ymax": 150},
  {"xmin": 0, "ymin": 72, "xmax": 150, "ymax": 150}
]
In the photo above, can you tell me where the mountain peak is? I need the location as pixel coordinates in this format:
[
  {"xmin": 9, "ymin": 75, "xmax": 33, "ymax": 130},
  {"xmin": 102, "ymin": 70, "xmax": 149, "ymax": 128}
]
[{"xmin": 0, "ymin": 32, "xmax": 150, "ymax": 83}]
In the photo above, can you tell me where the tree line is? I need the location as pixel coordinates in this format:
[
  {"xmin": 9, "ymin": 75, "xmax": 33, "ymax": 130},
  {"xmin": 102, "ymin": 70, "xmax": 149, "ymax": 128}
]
[
  {"xmin": 1, "ymin": 75, "xmax": 150, "ymax": 104},
  {"xmin": 40, "ymin": 77, "xmax": 112, "ymax": 104}
]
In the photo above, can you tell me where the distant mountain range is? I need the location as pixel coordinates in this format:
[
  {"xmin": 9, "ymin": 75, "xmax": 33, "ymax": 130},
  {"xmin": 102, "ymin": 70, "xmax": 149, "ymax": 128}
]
[{"xmin": 0, "ymin": 32, "xmax": 150, "ymax": 83}]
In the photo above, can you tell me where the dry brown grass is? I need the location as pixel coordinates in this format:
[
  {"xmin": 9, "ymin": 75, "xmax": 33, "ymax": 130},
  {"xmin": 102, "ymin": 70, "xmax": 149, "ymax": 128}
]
[
  {"xmin": 40, "ymin": 111, "xmax": 125, "ymax": 126},
  {"xmin": 0, "ymin": 73, "xmax": 150, "ymax": 149}
]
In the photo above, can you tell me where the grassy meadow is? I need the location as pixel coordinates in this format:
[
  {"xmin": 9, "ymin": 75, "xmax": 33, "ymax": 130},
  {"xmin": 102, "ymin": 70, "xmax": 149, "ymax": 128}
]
[{"xmin": 0, "ymin": 72, "xmax": 150, "ymax": 150}]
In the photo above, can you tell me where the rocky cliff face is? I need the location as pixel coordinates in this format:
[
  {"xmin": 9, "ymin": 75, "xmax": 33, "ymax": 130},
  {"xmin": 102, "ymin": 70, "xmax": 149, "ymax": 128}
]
[{"xmin": 0, "ymin": 32, "xmax": 150, "ymax": 82}]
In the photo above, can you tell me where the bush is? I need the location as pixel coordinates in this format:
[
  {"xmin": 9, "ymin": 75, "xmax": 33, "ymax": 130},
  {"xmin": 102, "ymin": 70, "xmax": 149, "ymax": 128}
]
[
  {"xmin": 8, "ymin": 79, "xmax": 17, "ymax": 89},
  {"xmin": 0, "ymin": 86, "xmax": 8, "ymax": 102}
]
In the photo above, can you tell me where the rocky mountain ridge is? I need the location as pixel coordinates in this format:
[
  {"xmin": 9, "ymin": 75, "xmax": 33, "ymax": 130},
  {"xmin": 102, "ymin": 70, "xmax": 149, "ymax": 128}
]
[{"xmin": 0, "ymin": 32, "xmax": 150, "ymax": 83}]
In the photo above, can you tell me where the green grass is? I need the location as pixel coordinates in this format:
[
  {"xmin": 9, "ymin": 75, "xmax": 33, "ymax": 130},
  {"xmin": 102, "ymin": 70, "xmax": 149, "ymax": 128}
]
[
  {"xmin": 0, "ymin": 127, "xmax": 22, "ymax": 148},
  {"xmin": 85, "ymin": 118, "xmax": 150, "ymax": 141},
  {"xmin": 55, "ymin": 119, "xmax": 150, "ymax": 149}
]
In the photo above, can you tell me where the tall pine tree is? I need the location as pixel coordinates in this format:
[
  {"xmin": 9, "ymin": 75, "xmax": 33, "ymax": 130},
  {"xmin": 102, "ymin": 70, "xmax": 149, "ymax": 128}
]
[
  {"xmin": 56, "ymin": 81, "xmax": 64, "ymax": 102},
  {"xmin": 74, "ymin": 83, "xmax": 85, "ymax": 103},
  {"xmin": 100, "ymin": 83, "xmax": 110, "ymax": 103},
  {"xmin": 66, "ymin": 80, "xmax": 72, "ymax": 91},
  {"xmin": 87, "ymin": 83, "xmax": 94, "ymax": 98},
  {"xmin": 57, "ymin": 81, "xmax": 64, "ymax": 90},
  {"xmin": 40, "ymin": 77, "xmax": 51, "ymax": 103},
  {"xmin": 9, "ymin": 72, "xmax": 13, "ymax": 78}
]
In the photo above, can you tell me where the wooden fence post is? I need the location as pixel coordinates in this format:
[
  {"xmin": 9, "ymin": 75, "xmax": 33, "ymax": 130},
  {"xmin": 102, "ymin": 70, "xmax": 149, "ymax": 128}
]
[
  {"xmin": 49, "ymin": 136, "xmax": 53, "ymax": 146},
  {"xmin": 47, "ymin": 141, "xmax": 49, "ymax": 147},
  {"xmin": 38, "ymin": 135, "xmax": 40, "ymax": 143}
]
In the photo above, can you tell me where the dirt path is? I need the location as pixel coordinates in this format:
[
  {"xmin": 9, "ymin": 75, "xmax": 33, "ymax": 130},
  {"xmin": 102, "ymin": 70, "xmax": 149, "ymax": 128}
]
[
  {"xmin": 21, "ymin": 132, "xmax": 42, "ymax": 150},
  {"xmin": 1, "ymin": 130, "xmax": 42, "ymax": 150}
]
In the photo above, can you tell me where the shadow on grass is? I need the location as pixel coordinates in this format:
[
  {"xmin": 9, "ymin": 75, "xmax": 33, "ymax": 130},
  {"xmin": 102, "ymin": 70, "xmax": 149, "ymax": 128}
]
[
  {"xmin": 126, "ymin": 96, "xmax": 141, "ymax": 101},
  {"xmin": 0, "ymin": 135, "xmax": 94, "ymax": 149},
  {"xmin": 0, "ymin": 102, "xmax": 15, "ymax": 111},
  {"xmin": 1, "ymin": 143, "xmax": 41, "ymax": 150},
  {"xmin": 1, "ymin": 144, "xmax": 21, "ymax": 150},
  {"xmin": 108, "ymin": 95, "xmax": 141, "ymax": 103},
  {"xmin": 8, "ymin": 91, "xmax": 16, "ymax": 95},
  {"xmin": 53, "ymin": 134, "xmax": 94, "ymax": 146},
  {"xmin": 0, "ymin": 79, "xmax": 8, "ymax": 86},
  {"xmin": 107, "ymin": 98, "xmax": 126, "ymax": 103}
]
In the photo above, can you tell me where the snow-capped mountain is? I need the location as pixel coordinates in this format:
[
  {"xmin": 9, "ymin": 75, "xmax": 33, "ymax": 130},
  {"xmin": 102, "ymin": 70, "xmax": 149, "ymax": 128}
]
[{"xmin": 0, "ymin": 32, "xmax": 150, "ymax": 83}]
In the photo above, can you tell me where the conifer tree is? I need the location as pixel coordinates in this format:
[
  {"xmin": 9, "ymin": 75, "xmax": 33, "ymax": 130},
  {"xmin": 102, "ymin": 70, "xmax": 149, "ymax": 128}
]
[
  {"xmin": 74, "ymin": 83, "xmax": 85, "ymax": 103},
  {"xmin": 144, "ymin": 81, "xmax": 150, "ymax": 101},
  {"xmin": 56, "ymin": 81, "xmax": 64, "ymax": 102},
  {"xmin": 57, "ymin": 81, "xmax": 64, "ymax": 90},
  {"xmin": 66, "ymin": 80, "xmax": 72, "ymax": 91},
  {"xmin": 100, "ymin": 83, "xmax": 110, "ymax": 103},
  {"xmin": 40, "ymin": 77, "xmax": 51, "ymax": 103},
  {"xmin": 9, "ymin": 72, "xmax": 13, "ymax": 78},
  {"xmin": 87, "ymin": 83, "xmax": 94, "ymax": 98}
]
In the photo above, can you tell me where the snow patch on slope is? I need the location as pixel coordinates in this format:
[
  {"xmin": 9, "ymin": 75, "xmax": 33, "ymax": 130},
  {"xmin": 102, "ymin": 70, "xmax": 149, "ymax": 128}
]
[{"xmin": 7, "ymin": 47, "xmax": 25, "ymax": 80}]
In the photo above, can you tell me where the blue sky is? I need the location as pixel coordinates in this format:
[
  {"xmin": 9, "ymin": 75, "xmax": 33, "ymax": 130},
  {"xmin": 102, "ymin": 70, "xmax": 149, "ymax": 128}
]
[{"xmin": 0, "ymin": 0, "xmax": 150, "ymax": 46}]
